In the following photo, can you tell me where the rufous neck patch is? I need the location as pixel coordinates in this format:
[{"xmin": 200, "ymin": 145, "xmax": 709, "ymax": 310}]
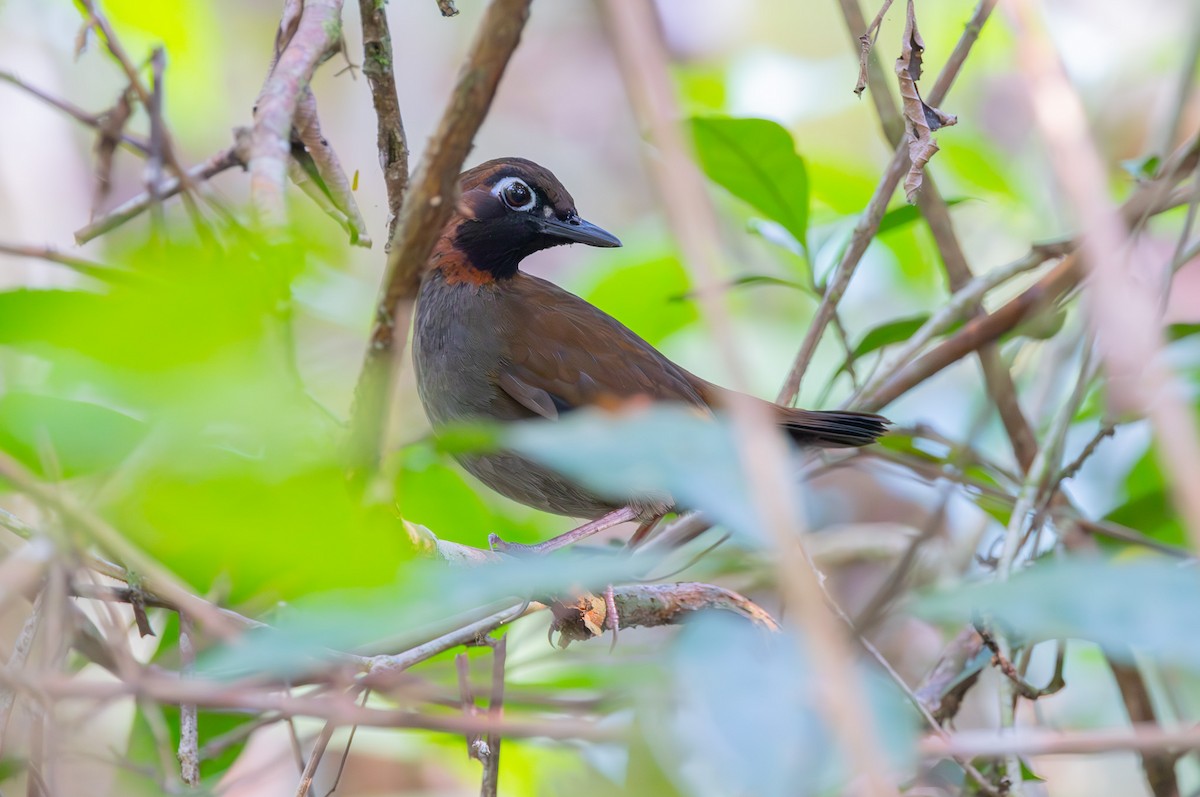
[{"xmin": 428, "ymin": 231, "xmax": 495, "ymax": 287}]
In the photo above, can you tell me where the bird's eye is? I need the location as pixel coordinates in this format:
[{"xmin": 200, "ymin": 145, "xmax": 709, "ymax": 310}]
[{"xmin": 496, "ymin": 177, "xmax": 536, "ymax": 211}]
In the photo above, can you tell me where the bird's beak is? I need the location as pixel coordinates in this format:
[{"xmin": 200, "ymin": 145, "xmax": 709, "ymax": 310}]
[{"xmin": 534, "ymin": 213, "xmax": 622, "ymax": 248}]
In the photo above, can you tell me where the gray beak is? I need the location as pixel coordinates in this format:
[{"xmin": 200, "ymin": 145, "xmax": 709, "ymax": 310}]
[{"xmin": 534, "ymin": 213, "xmax": 622, "ymax": 248}]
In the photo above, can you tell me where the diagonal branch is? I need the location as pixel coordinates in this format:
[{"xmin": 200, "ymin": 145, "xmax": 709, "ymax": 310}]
[
  {"xmin": 249, "ymin": 0, "xmax": 345, "ymax": 229},
  {"xmin": 358, "ymin": 0, "xmax": 410, "ymax": 245},
  {"xmin": 346, "ymin": 0, "xmax": 534, "ymax": 473},
  {"xmin": 777, "ymin": 0, "xmax": 995, "ymax": 406}
]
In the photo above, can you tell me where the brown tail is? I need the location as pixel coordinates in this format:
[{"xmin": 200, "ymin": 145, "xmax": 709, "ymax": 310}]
[{"xmin": 777, "ymin": 407, "xmax": 890, "ymax": 448}]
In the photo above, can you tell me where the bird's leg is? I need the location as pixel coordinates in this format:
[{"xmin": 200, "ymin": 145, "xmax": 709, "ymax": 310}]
[
  {"xmin": 603, "ymin": 582, "xmax": 619, "ymax": 650},
  {"xmin": 488, "ymin": 505, "xmax": 639, "ymax": 555},
  {"xmin": 625, "ymin": 513, "xmax": 665, "ymax": 549}
]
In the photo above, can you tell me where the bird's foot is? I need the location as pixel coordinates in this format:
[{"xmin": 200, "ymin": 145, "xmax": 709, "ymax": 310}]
[
  {"xmin": 603, "ymin": 583, "xmax": 619, "ymax": 650},
  {"xmin": 488, "ymin": 505, "xmax": 640, "ymax": 556}
]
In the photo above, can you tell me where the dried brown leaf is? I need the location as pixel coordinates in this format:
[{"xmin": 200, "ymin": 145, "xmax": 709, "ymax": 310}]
[
  {"xmin": 73, "ymin": 19, "xmax": 95, "ymax": 59},
  {"xmin": 895, "ymin": 0, "xmax": 957, "ymax": 203},
  {"xmin": 855, "ymin": 0, "xmax": 896, "ymax": 96},
  {"xmin": 91, "ymin": 87, "xmax": 135, "ymax": 216}
]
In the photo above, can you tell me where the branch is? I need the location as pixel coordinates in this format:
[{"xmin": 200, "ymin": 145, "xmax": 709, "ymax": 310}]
[
  {"xmin": 0, "ymin": 451, "xmax": 240, "ymax": 637},
  {"xmin": 548, "ymin": 582, "xmax": 780, "ymax": 647},
  {"xmin": 0, "ymin": 69, "xmax": 149, "ymax": 153},
  {"xmin": 249, "ymin": 0, "xmax": 345, "ymax": 229},
  {"xmin": 357, "ymin": 0, "xmax": 410, "ymax": 244},
  {"xmin": 13, "ymin": 671, "xmax": 620, "ymax": 742},
  {"xmin": 777, "ymin": 0, "xmax": 993, "ymax": 406},
  {"xmin": 74, "ymin": 134, "xmax": 249, "ymax": 244},
  {"xmin": 480, "ymin": 636, "xmax": 506, "ymax": 797},
  {"xmin": 1009, "ymin": 0, "xmax": 1200, "ymax": 551},
  {"xmin": 920, "ymin": 723, "xmax": 1200, "ymax": 759},
  {"xmin": 347, "ymin": 0, "xmax": 533, "ymax": 472}
]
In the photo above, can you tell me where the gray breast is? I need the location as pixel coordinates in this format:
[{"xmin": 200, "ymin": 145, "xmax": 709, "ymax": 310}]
[
  {"xmin": 412, "ymin": 271, "xmax": 647, "ymax": 520},
  {"xmin": 413, "ymin": 271, "xmax": 508, "ymax": 427}
]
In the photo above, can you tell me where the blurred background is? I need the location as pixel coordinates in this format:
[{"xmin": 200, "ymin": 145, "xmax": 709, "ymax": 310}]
[{"xmin": 0, "ymin": 0, "xmax": 1198, "ymax": 794}]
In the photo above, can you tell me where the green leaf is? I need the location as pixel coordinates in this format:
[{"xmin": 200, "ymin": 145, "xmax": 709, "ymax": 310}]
[
  {"xmin": 582, "ymin": 255, "xmax": 698, "ymax": 345},
  {"xmin": 199, "ymin": 555, "xmax": 641, "ymax": 679},
  {"xmin": 0, "ymin": 393, "xmax": 146, "ymax": 479},
  {"xmin": 876, "ymin": 198, "xmax": 967, "ymax": 236},
  {"xmin": 915, "ymin": 558, "xmax": 1200, "ymax": 668},
  {"xmin": 505, "ymin": 406, "xmax": 762, "ymax": 544},
  {"xmin": 643, "ymin": 615, "xmax": 915, "ymax": 797},
  {"xmin": 851, "ymin": 314, "xmax": 930, "ymax": 360},
  {"xmin": 1102, "ymin": 447, "xmax": 1186, "ymax": 548},
  {"xmin": 691, "ymin": 116, "xmax": 810, "ymax": 252},
  {"xmin": 1166, "ymin": 323, "xmax": 1200, "ymax": 342}
]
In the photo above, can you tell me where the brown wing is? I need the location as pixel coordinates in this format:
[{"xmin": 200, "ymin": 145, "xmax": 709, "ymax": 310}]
[{"xmin": 493, "ymin": 274, "xmax": 707, "ymax": 419}]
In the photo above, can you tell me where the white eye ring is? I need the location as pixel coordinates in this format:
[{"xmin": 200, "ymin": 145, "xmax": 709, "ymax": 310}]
[{"xmin": 492, "ymin": 176, "xmax": 537, "ymax": 212}]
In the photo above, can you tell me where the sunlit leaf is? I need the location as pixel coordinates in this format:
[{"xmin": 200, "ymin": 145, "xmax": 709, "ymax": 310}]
[
  {"xmin": 582, "ymin": 256, "xmax": 698, "ymax": 345},
  {"xmin": 0, "ymin": 393, "xmax": 145, "ymax": 479},
  {"xmin": 690, "ymin": 116, "xmax": 809, "ymax": 252},
  {"xmin": 915, "ymin": 558, "xmax": 1200, "ymax": 668}
]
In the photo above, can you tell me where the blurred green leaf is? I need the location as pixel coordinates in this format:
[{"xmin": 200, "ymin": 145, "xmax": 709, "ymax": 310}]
[
  {"xmin": 690, "ymin": 116, "xmax": 809, "ymax": 252},
  {"xmin": 0, "ymin": 393, "xmax": 146, "ymax": 479},
  {"xmin": 1166, "ymin": 323, "xmax": 1200, "ymax": 342},
  {"xmin": 852, "ymin": 314, "xmax": 929, "ymax": 360},
  {"xmin": 199, "ymin": 555, "xmax": 640, "ymax": 679},
  {"xmin": 916, "ymin": 558, "xmax": 1200, "ymax": 668},
  {"xmin": 643, "ymin": 614, "xmax": 915, "ymax": 797},
  {"xmin": 583, "ymin": 256, "xmax": 698, "ymax": 345},
  {"xmin": 505, "ymin": 407, "xmax": 762, "ymax": 544},
  {"xmin": 108, "ymin": 457, "xmax": 412, "ymax": 604},
  {"xmin": 1103, "ymin": 447, "xmax": 1185, "ymax": 549},
  {"xmin": 876, "ymin": 198, "xmax": 967, "ymax": 236},
  {"xmin": 394, "ymin": 445, "xmax": 499, "ymax": 541},
  {"xmin": 1120, "ymin": 154, "xmax": 1162, "ymax": 181}
]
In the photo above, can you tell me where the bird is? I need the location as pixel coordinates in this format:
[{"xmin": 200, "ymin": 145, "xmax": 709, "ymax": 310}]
[{"xmin": 412, "ymin": 157, "xmax": 889, "ymax": 549}]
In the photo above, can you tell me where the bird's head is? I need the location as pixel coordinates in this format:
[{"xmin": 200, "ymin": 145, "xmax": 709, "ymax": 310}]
[{"xmin": 442, "ymin": 158, "xmax": 621, "ymax": 281}]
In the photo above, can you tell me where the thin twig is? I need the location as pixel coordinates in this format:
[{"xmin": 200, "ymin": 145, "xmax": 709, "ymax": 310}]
[
  {"xmin": 480, "ymin": 636, "xmax": 506, "ymax": 797},
  {"xmin": 9, "ymin": 671, "xmax": 619, "ymax": 741},
  {"xmin": 178, "ymin": 617, "xmax": 200, "ymax": 787},
  {"xmin": 777, "ymin": 0, "xmax": 994, "ymax": 406},
  {"xmin": 603, "ymin": 2, "xmax": 900, "ymax": 795},
  {"xmin": 75, "ymin": 137, "xmax": 248, "ymax": 244},
  {"xmin": 920, "ymin": 723, "xmax": 1200, "ymax": 759},
  {"xmin": 0, "ymin": 451, "xmax": 239, "ymax": 637},
  {"xmin": 852, "ymin": 244, "xmax": 1060, "ymax": 406},
  {"xmin": 0, "ymin": 69, "xmax": 149, "ymax": 153},
  {"xmin": 1008, "ymin": 0, "xmax": 1200, "ymax": 551},
  {"xmin": 75, "ymin": 0, "xmax": 200, "ymax": 211},
  {"xmin": 295, "ymin": 716, "xmax": 339, "ymax": 797},
  {"xmin": 357, "ymin": 0, "xmax": 410, "ymax": 245},
  {"xmin": 0, "ymin": 591, "xmax": 45, "ymax": 754}
]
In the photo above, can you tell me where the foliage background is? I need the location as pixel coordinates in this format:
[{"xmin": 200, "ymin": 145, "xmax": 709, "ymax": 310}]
[{"xmin": 0, "ymin": 0, "xmax": 1197, "ymax": 795}]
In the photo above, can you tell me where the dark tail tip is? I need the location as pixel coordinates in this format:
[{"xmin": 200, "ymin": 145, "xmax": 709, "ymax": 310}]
[{"xmin": 781, "ymin": 409, "xmax": 891, "ymax": 448}]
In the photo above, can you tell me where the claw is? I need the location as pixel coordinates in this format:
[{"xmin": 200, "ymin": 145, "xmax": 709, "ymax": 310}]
[{"xmin": 604, "ymin": 583, "xmax": 619, "ymax": 651}]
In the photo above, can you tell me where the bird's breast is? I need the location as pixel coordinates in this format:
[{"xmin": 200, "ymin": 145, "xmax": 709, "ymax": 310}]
[{"xmin": 413, "ymin": 271, "xmax": 512, "ymax": 428}]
